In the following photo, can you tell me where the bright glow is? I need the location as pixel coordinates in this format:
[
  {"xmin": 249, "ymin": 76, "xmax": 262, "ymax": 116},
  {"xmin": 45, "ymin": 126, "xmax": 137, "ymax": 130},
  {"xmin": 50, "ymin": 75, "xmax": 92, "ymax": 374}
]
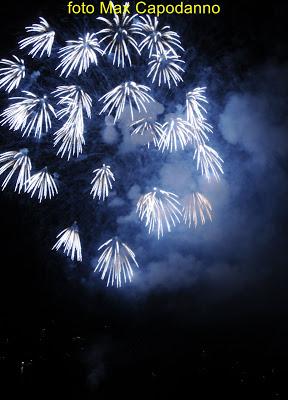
[
  {"xmin": 194, "ymin": 144, "xmax": 224, "ymax": 181},
  {"xmin": 0, "ymin": 149, "xmax": 31, "ymax": 193},
  {"xmin": 158, "ymin": 117, "xmax": 192, "ymax": 152},
  {"xmin": 94, "ymin": 237, "xmax": 139, "ymax": 287},
  {"xmin": 130, "ymin": 116, "xmax": 164, "ymax": 148},
  {"xmin": 25, "ymin": 167, "xmax": 58, "ymax": 202},
  {"xmin": 147, "ymin": 51, "xmax": 185, "ymax": 88},
  {"xmin": 99, "ymin": 81, "xmax": 154, "ymax": 122},
  {"xmin": 0, "ymin": 91, "xmax": 56, "ymax": 138},
  {"xmin": 57, "ymin": 33, "xmax": 103, "ymax": 77},
  {"xmin": 137, "ymin": 188, "xmax": 182, "ymax": 239},
  {"xmin": 52, "ymin": 222, "xmax": 82, "ymax": 262},
  {"xmin": 182, "ymin": 192, "xmax": 212, "ymax": 228},
  {"xmin": 97, "ymin": 2, "xmax": 140, "ymax": 67},
  {"xmin": 133, "ymin": 15, "xmax": 184, "ymax": 57},
  {"xmin": 0, "ymin": 56, "xmax": 25, "ymax": 93},
  {"xmin": 19, "ymin": 17, "xmax": 55, "ymax": 58},
  {"xmin": 90, "ymin": 164, "xmax": 115, "ymax": 201}
]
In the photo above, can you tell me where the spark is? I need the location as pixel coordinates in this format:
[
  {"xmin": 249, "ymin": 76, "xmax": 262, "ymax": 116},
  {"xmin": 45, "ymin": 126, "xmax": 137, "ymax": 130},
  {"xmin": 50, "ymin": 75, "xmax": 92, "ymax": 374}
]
[
  {"xmin": 53, "ymin": 85, "xmax": 92, "ymax": 119},
  {"xmin": 25, "ymin": 167, "xmax": 58, "ymax": 202},
  {"xmin": 133, "ymin": 15, "xmax": 184, "ymax": 57},
  {"xmin": 136, "ymin": 188, "xmax": 182, "ymax": 239},
  {"xmin": 130, "ymin": 116, "xmax": 164, "ymax": 148},
  {"xmin": 0, "ymin": 56, "xmax": 25, "ymax": 93},
  {"xmin": 90, "ymin": 164, "xmax": 115, "ymax": 201},
  {"xmin": 94, "ymin": 237, "xmax": 139, "ymax": 287},
  {"xmin": 147, "ymin": 51, "xmax": 185, "ymax": 88},
  {"xmin": 57, "ymin": 33, "xmax": 103, "ymax": 77},
  {"xmin": 0, "ymin": 91, "xmax": 56, "ymax": 138},
  {"xmin": 158, "ymin": 117, "xmax": 192, "ymax": 152},
  {"xmin": 99, "ymin": 81, "xmax": 154, "ymax": 122},
  {"xmin": 0, "ymin": 149, "xmax": 31, "ymax": 193},
  {"xmin": 194, "ymin": 144, "xmax": 224, "ymax": 181},
  {"xmin": 97, "ymin": 2, "xmax": 140, "ymax": 67},
  {"xmin": 52, "ymin": 222, "xmax": 82, "ymax": 262},
  {"xmin": 182, "ymin": 192, "xmax": 212, "ymax": 228},
  {"xmin": 19, "ymin": 17, "xmax": 55, "ymax": 58}
]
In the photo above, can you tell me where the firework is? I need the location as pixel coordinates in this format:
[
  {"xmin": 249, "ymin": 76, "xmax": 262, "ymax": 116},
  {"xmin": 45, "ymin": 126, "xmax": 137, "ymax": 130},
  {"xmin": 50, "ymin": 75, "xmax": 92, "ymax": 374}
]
[
  {"xmin": 52, "ymin": 222, "xmax": 82, "ymax": 262},
  {"xmin": 19, "ymin": 17, "xmax": 55, "ymax": 58},
  {"xmin": 57, "ymin": 33, "xmax": 103, "ymax": 77},
  {"xmin": 0, "ymin": 149, "xmax": 31, "ymax": 193},
  {"xmin": 130, "ymin": 116, "xmax": 164, "ymax": 148},
  {"xmin": 99, "ymin": 81, "xmax": 154, "ymax": 122},
  {"xmin": 94, "ymin": 237, "xmax": 139, "ymax": 287},
  {"xmin": 158, "ymin": 117, "xmax": 192, "ymax": 152},
  {"xmin": 0, "ymin": 56, "xmax": 25, "ymax": 93},
  {"xmin": 137, "ymin": 188, "xmax": 182, "ymax": 239},
  {"xmin": 25, "ymin": 167, "xmax": 58, "ymax": 202},
  {"xmin": 0, "ymin": 91, "xmax": 56, "ymax": 138},
  {"xmin": 133, "ymin": 15, "xmax": 184, "ymax": 57},
  {"xmin": 194, "ymin": 144, "xmax": 224, "ymax": 181},
  {"xmin": 90, "ymin": 164, "xmax": 115, "ymax": 201},
  {"xmin": 182, "ymin": 192, "xmax": 212, "ymax": 228},
  {"xmin": 53, "ymin": 85, "xmax": 92, "ymax": 119},
  {"xmin": 97, "ymin": 2, "xmax": 140, "ymax": 67},
  {"xmin": 147, "ymin": 51, "xmax": 185, "ymax": 88}
]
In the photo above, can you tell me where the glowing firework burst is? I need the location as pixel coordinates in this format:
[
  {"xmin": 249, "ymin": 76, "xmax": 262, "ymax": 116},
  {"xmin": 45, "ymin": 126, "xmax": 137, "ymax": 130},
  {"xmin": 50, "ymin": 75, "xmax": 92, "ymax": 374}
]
[
  {"xmin": 52, "ymin": 222, "xmax": 82, "ymax": 262},
  {"xmin": 137, "ymin": 188, "xmax": 182, "ymax": 239},
  {"xmin": 53, "ymin": 85, "xmax": 92, "ymax": 119},
  {"xmin": 0, "ymin": 91, "xmax": 56, "ymax": 138},
  {"xmin": 0, "ymin": 56, "xmax": 25, "ymax": 93},
  {"xmin": 147, "ymin": 51, "xmax": 185, "ymax": 88},
  {"xmin": 134, "ymin": 15, "xmax": 184, "ymax": 57},
  {"xmin": 97, "ymin": 2, "xmax": 140, "ymax": 67},
  {"xmin": 57, "ymin": 33, "xmax": 103, "ymax": 77},
  {"xmin": 99, "ymin": 81, "xmax": 154, "ymax": 122},
  {"xmin": 26, "ymin": 167, "xmax": 58, "ymax": 202},
  {"xmin": 90, "ymin": 164, "xmax": 115, "ymax": 201},
  {"xmin": 194, "ymin": 144, "xmax": 224, "ymax": 181},
  {"xmin": 130, "ymin": 116, "xmax": 164, "ymax": 148},
  {"xmin": 182, "ymin": 192, "xmax": 212, "ymax": 228},
  {"xmin": 19, "ymin": 17, "xmax": 55, "ymax": 58},
  {"xmin": 0, "ymin": 149, "xmax": 31, "ymax": 193},
  {"xmin": 158, "ymin": 117, "xmax": 192, "ymax": 152},
  {"xmin": 94, "ymin": 237, "xmax": 139, "ymax": 287}
]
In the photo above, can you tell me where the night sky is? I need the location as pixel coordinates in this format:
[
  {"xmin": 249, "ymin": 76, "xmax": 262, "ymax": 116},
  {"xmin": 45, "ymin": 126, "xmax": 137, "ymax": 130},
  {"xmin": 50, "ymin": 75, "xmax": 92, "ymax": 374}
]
[{"xmin": 0, "ymin": 0, "xmax": 287, "ymax": 397}]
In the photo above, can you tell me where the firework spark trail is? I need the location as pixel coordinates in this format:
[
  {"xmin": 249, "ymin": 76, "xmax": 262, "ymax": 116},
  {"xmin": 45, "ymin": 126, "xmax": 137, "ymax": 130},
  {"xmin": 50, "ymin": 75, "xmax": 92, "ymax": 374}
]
[
  {"xmin": 99, "ymin": 81, "xmax": 155, "ymax": 122},
  {"xmin": 52, "ymin": 222, "xmax": 82, "ymax": 262},
  {"xmin": 53, "ymin": 85, "xmax": 92, "ymax": 119},
  {"xmin": 147, "ymin": 51, "xmax": 185, "ymax": 88},
  {"xmin": 130, "ymin": 117, "xmax": 165, "ymax": 148},
  {"xmin": 94, "ymin": 237, "xmax": 139, "ymax": 287},
  {"xmin": 90, "ymin": 164, "xmax": 115, "ymax": 201},
  {"xmin": 0, "ymin": 56, "xmax": 25, "ymax": 93},
  {"xmin": 97, "ymin": 2, "xmax": 140, "ymax": 67},
  {"xmin": 194, "ymin": 144, "xmax": 224, "ymax": 181},
  {"xmin": 19, "ymin": 17, "xmax": 55, "ymax": 58},
  {"xmin": 182, "ymin": 192, "xmax": 212, "ymax": 228},
  {"xmin": 137, "ymin": 188, "xmax": 182, "ymax": 239},
  {"xmin": 57, "ymin": 33, "xmax": 103, "ymax": 77},
  {"xmin": 158, "ymin": 117, "xmax": 192, "ymax": 152},
  {"xmin": 0, "ymin": 91, "xmax": 56, "ymax": 138},
  {"xmin": 25, "ymin": 167, "xmax": 58, "ymax": 202},
  {"xmin": 0, "ymin": 149, "xmax": 31, "ymax": 193}
]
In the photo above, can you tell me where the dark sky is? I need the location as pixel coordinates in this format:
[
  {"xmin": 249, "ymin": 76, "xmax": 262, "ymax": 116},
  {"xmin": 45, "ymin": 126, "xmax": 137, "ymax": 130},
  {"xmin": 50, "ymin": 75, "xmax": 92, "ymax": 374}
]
[{"xmin": 0, "ymin": 0, "xmax": 287, "ymax": 397}]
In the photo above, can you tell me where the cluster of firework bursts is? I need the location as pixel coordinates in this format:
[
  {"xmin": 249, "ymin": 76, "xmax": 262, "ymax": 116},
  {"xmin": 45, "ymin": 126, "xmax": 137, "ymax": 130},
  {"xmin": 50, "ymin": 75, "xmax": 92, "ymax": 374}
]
[{"xmin": 0, "ymin": 5, "xmax": 224, "ymax": 287}]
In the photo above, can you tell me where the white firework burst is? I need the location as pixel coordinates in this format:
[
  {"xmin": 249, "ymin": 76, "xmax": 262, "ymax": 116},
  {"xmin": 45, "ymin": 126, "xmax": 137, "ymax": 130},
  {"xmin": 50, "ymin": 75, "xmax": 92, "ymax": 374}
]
[
  {"xmin": 0, "ymin": 149, "xmax": 31, "ymax": 193},
  {"xmin": 137, "ymin": 188, "xmax": 182, "ymax": 239},
  {"xmin": 147, "ymin": 51, "xmax": 185, "ymax": 88},
  {"xmin": 0, "ymin": 56, "xmax": 25, "ymax": 93},
  {"xmin": 90, "ymin": 164, "xmax": 115, "ymax": 201},
  {"xmin": 99, "ymin": 81, "xmax": 154, "ymax": 122},
  {"xmin": 158, "ymin": 117, "xmax": 192, "ymax": 152},
  {"xmin": 130, "ymin": 116, "xmax": 164, "ymax": 148},
  {"xmin": 25, "ymin": 167, "xmax": 58, "ymax": 202},
  {"xmin": 52, "ymin": 222, "xmax": 82, "ymax": 262},
  {"xmin": 53, "ymin": 85, "xmax": 92, "ymax": 119},
  {"xmin": 94, "ymin": 237, "xmax": 139, "ymax": 287},
  {"xmin": 0, "ymin": 91, "xmax": 56, "ymax": 138},
  {"xmin": 182, "ymin": 192, "xmax": 212, "ymax": 228},
  {"xmin": 19, "ymin": 17, "xmax": 55, "ymax": 58},
  {"xmin": 97, "ymin": 2, "xmax": 140, "ymax": 67},
  {"xmin": 194, "ymin": 144, "xmax": 224, "ymax": 181},
  {"xmin": 57, "ymin": 33, "xmax": 103, "ymax": 77},
  {"xmin": 133, "ymin": 15, "xmax": 184, "ymax": 57}
]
